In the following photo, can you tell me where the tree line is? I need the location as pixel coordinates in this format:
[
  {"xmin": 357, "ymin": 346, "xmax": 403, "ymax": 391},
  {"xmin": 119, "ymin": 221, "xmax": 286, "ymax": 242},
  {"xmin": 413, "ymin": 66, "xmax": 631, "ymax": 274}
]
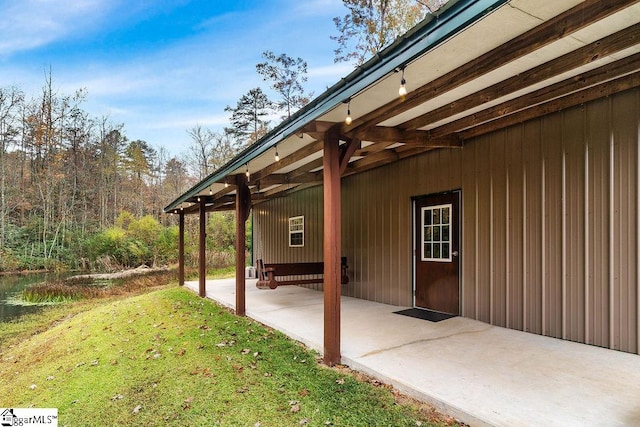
[{"xmin": 0, "ymin": 0, "xmax": 443, "ymax": 273}]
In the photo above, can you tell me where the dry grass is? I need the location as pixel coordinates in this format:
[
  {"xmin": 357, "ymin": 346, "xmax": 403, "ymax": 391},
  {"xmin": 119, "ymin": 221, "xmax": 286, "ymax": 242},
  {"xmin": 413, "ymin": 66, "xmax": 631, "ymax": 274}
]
[{"xmin": 20, "ymin": 270, "xmax": 177, "ymax": 304}]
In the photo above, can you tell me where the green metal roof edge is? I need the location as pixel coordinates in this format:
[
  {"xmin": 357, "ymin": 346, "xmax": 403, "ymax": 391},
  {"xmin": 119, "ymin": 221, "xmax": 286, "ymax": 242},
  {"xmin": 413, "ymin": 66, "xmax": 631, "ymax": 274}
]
[{"xmin": 164, "ymin": 0, "xmax": 509, "ymax": 213}]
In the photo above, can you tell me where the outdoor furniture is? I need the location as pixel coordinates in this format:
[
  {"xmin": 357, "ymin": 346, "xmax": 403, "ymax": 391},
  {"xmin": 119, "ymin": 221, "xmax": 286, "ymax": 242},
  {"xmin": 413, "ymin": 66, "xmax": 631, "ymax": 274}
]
[{"xmin": 256, "ymin": 258, "xmax": 349, "ymax": 289}]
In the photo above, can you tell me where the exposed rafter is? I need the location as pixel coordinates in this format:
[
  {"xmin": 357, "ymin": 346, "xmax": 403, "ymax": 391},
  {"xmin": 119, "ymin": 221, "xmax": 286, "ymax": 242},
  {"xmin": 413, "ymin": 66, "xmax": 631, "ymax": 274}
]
[
  {"xmin": 355, "ymin": 127, "xmax": 461, "ymax": 147},
  {"xmin": 402, "ymin": 22, "xmax": 640, "ymax": 132},
  {"xmin": 341, "ymin": 0, "xmax": 637, "ymax": 136},
  {"xmin": 460, "ymin": 71, "xmax": 640, "ymax": 140},
  {"xmin": 430, "ymin": 54, "xmax": 640, "ymax": 138}
]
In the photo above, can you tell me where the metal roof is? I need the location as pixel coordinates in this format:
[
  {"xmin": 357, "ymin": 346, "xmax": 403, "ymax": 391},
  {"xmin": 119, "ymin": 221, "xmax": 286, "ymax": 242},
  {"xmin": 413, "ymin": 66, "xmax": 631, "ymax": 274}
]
[{"xmin": 165, "ymin": 0, "xmax": 640, "ymax": 214}]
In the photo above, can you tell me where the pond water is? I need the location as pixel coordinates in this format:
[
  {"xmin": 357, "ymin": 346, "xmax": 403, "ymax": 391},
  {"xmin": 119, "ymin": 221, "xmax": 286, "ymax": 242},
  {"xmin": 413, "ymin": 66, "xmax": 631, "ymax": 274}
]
[{"xmin": 0, "ymin": 272, "xmax": 69, "ymax": 322}]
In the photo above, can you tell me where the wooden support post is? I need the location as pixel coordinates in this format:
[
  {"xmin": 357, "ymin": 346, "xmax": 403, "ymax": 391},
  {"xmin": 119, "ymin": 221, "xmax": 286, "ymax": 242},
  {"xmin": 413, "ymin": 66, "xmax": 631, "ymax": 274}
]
[
  {"xmin": 235, "ymin": 174, "xmax": 251, "ymax": 316},
  {"xmin": 198, "ymin": 202, "xmax": 206, "ymax": 297},
  {"xmin": 178, "ymin": 211, "xmax": 185, "ymax": 286},
  {"xmin": 323, "ymin": 128, "xmax": 341, "ymax": 366}
]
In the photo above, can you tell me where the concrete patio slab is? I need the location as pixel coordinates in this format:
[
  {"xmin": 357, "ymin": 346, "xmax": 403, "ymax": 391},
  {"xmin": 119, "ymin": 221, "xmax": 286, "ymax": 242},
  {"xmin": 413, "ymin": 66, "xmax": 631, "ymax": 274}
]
[{"xmin": 185, "ymin": 279, "xmax": 640, "ymax": 426}]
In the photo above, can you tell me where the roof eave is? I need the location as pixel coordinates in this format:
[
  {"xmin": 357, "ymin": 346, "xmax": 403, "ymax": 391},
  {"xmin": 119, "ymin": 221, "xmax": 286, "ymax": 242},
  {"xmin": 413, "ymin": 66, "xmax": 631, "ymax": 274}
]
[{"xmin": 164, "ymin": 0, "xmax": 508, "ymax": 213}]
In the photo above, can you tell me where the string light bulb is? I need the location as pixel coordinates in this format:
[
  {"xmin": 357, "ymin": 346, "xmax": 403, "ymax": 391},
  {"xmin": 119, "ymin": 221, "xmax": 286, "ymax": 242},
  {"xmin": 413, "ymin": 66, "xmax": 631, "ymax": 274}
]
[
  {"xmin": 209, "ymin": 187, "xmax": 213, "ymax": 195},
  {"xmin": 224, "ymin": 180, "xmax": 229, "ymax": 188},
  {"xmin": 245, "ymin": 163, "xmax": 250, "ymax": 180},
  {"xmin": 398, "ymin": 68, "xmax": 407, "ymax": 97},
  {"xmin": 275, "ymin": 145, "xmax": 280, "ymax": 162},
  {"xmin": 345, "ymin": 100, "xmax": 352, "ymax": 125}
]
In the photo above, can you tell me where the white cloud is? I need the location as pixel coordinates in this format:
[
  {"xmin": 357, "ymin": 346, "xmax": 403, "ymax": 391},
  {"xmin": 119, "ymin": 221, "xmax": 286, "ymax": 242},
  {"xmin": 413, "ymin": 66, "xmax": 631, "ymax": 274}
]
[{"xmin": 0, "ymin": 0, "xmax": 116, "ymax": 55}]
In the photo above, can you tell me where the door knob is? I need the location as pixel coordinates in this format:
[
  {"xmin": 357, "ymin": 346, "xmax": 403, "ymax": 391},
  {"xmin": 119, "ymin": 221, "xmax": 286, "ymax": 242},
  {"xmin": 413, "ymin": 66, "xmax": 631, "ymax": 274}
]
[{"xmin": 452, "ymin": 251, "xmax": 459, "ymax": 257}]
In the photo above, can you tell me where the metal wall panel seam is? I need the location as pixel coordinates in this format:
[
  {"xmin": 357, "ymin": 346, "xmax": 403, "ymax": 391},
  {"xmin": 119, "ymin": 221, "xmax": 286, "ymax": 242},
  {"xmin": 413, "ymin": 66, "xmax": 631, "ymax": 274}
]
[
  {"xmin": 490, "ymin": 172, "xmax": 495, "ymax": 324},
  {"xmin": 475, "ymin": 146, "xmax": 480, "ymax": 318},
  {"xmin": 542, "ymin": 156, "xmax": 547, "ymax": 336},
  {"xmin": 562, "ymin": 130, "xmax": 568, "ymax": 341},
  {"xmin": 506, "ymin": 167, "xmax": 511, "ymax": 329},
  {"xmin": 609, "ymin": 98, "xmax": 616, "ymax": 350},
  {"xmin": 523, "ymin": 128, "xmax": 528, "ymax": 332},
  {"xmin": 585, "ymin": 129, "xmax": 591, "ymax": 345},
  {"xmin": 636, "ymin": 88, "xmax": 640, "ymax": 355},
  {"xmin": 635, "ymin": 91, "xmax": 640, "ymax": 354}
]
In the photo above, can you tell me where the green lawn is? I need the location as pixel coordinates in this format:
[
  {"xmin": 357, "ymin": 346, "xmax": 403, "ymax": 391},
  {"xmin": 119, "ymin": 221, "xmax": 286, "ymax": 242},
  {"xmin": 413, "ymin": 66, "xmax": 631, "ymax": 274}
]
[{"xmin": 0, "ymin": 286, "xmax": 458, "ymax": 426}]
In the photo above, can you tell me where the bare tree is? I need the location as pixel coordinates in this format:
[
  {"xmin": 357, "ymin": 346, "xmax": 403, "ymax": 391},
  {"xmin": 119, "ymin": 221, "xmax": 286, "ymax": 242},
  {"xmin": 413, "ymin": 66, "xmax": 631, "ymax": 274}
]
[
  {"xmin": 256, "ymin": 51, "xmax": 313, "ymax": 119},
  {"xmin": 210, "ymin": 130, "xmax": 240, "ymax": 171},
  {"xmin": 0, "ymin": 86, "xmax": 24, "ymax": 249},
  {"xmin": 186, "ymin": 124, "xmax": 215, "ymax": 180},
  {"xmin": 332, "ymin": 0, "xmax": 447, "ymax": 65}
]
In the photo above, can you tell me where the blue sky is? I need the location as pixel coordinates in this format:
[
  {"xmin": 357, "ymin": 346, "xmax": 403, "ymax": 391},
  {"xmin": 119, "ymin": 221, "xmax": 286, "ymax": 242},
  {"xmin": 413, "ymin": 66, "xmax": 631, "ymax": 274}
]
[{"xmin": 0, "ymin": 0, "xmax": 353, "ymax": 156}]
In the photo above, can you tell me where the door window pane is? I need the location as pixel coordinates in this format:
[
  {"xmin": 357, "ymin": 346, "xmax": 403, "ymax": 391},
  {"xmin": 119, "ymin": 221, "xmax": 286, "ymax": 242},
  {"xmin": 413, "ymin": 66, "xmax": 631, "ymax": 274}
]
[{"xmin": 420, "ymin": 204, "xmax": 453, "ymax": 262}]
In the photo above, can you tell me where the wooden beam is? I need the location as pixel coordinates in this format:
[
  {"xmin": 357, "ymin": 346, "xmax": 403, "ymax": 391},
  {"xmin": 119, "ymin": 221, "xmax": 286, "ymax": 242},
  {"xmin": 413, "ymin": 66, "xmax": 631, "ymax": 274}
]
[
  {"xmin": 344, "ymin": 145, "xmax": 434, "ymax": 177},
  {"xmin": 198, "ymin": 202, "xmax": 206, "ymax": 298},
  {"xmin": 178, "ymin": 212, "xmax": 185, "ymax": 287},
  {"xmin": 259, "ymin": 172, "xmax": 321, "ymax": 186},
  {"xmin": 402, "ymin": 22, "xmax": 640, "ymax": 131},
  {"xmin": 341, "ymin": 0, "xmax": 637, "ymax": 136},
  {"xmin": 353, "ymin": 141, "xmax": 397, "ymax": 156},
  {"xmin": 356, "ymin": 127, "xmax": 462, "ymax": 147},
  {"xmin": 299, "ymin": 120, "xmax": 334, "ymax": 134},
  {"xmin": 431, "ymin": 54, "xmax": 640, "ymax": 138},
  {"xmin": 263, "ymin": 183, "xmax": 301, "ymax": 198},
  {"xmin": 210, "ymin": 184, "xmax": 235, "ymax": 200},
  {"xmin": 286, "ymin": 157, "xmax": 324, "ymax": 181},
  {"xmin": 344, "ymin": 147, "xmax": 400, "ymax": 172},
  {"xmin": 339, "ymin": 137, "xmax": 361, "ymax": 175},
  {"xmin": 255, "ymin": 174, "xmax": 289, "ymax": 186},
  {"xmin": 249, "ymin": 139, "xmax": 324, "ymax": 184},
  {"xmin": 323, "ymin": 128, "xmax": 341, "ymax": 366},
  {"xmin": 460, "ymin": 71, "xmax": 640, "ymax": 140},
  {"xmin": 235, "ymin": 174, "xmax": 251, "ymax": 317}
]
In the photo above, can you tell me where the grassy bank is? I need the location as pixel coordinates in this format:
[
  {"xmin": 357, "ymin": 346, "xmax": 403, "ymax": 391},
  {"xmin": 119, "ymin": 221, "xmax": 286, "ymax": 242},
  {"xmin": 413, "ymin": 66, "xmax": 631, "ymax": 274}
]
[
  {"xmin": 18, "ymin": 269, "xmax": 177, "ymax": 304},
  {"xmin": 0, "ymin": 286, "xmax": 457, "ymax": 426}
]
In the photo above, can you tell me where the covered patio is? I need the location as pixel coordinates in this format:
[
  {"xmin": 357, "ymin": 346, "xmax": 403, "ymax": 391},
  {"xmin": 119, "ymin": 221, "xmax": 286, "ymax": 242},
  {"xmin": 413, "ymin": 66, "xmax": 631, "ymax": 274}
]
[
  {"xmin": 165, "ymin": 0, "xmax": 640, "ymax": 367},
  {"xmin": 185, "ymin": 278, "xmax": 640, "ymax": 427}
]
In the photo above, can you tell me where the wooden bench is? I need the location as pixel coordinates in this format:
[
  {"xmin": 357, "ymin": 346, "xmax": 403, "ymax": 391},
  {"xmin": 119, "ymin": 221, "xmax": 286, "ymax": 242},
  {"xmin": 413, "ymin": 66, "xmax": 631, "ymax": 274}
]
[{"xmin": 256, "ymin": 258, "xmax": 349, "ymax": 290}]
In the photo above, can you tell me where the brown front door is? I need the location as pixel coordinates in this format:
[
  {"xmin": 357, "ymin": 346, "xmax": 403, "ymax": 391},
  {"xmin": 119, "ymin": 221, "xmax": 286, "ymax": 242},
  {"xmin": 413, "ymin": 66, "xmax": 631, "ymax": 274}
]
[{"xmin": 414, "ymin": 191, "xmax": 460, "ymax": 315}]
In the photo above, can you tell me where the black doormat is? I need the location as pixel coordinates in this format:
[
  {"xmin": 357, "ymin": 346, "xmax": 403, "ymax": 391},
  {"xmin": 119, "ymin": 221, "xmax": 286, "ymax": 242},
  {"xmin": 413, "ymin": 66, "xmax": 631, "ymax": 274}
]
[{"xmin": 393, "ymin": 308, "xmax": 456, "ymax": 322}]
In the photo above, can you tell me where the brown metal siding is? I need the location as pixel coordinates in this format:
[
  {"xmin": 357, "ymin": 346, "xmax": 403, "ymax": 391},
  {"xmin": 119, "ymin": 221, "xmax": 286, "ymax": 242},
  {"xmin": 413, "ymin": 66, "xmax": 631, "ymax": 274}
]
[
  {"xmin": 542, "ymin": 115, "xmax": 564, "ymax": 339},
  {"xmin": 253, "ymin": 88, "xmax": 640, "ymax": 354},
  {"xmin": 524, "ymin": 120, "xmax": 543, "ymax": 335},
  {"xmin": 563, "ymin": 106, "xmax": 587, "ymax": 344},
  {"xmin": 490, "ymin": 131, "xmax": 507, "ymax": 327},
  {"xmin": 612, "ymin": 90, "xmax": 639, "ymax": 353},
  {"xmin": 474, "ymin": 135, "xmax": 491, "ymax": 323},
  {"xmin": 461, "ymin": 142, "xmax": 477, "ymax": 319},
  {"xmin": 586, "ymin": 98, "xmax": 610, "ymax": 348},
  {"xmin": 506, "ymin": 126, "xmax": 524, "ymax": 331}
]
